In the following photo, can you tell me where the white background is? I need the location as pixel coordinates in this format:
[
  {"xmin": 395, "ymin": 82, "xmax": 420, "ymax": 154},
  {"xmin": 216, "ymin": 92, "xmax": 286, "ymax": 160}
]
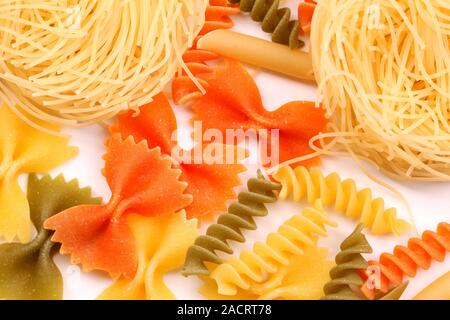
[{"xmin": 42, "ymin": 1, "xmax": 449, "ymax": 299}]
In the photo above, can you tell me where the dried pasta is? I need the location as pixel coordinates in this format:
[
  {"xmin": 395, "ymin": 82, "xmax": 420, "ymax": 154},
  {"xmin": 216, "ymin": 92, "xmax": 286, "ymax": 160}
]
[
  {"xmin": 414, "ymin": 272, "xmax": 450, "ymax": 300},
  {"xmin": 229, "ymin": 0, "xmax": 302, "ymax": 49},
  {"xmin": 321, "ymin": 224, "xmax": 372, "ymax": 300},
  {"xmin": 191, "ymin": 59, "xmax": 326, "ymax": 168},
  {"xmin": 182, "ymin": 170, "xmax": 281, "ymax": 277},
  {"xmin": 99, "ymin": 212, "xmax": 198, "ymax": 300},
  {"xmin": 311, "ymin": 0, "xmax": 450, "ymax": 181},
  {"xmin": 272, "ymin": 165, "xmax": 410, "ymax": 235},
  {"xmin": 110, "ymin": 93, "xmax": 246, "ymax": 220},
  {"xmin": 0, "ymin": 105, "xmax": 77, "ymax": 242},
  {"xmin": 0, "ymin": 0, "xmax": 207, "ymax": 131},
  {"xmin": 322, "ymin": 223, "xmax": 408, "ymax": 300},
  {"xmin": 209, "ymin": 200, "xmax": 337, "ymax": 295},
  {"xmin": 256, "ymin": 247, "xmax": 333, "ymax": 300},
  {"xmin": 44, "ymin": 135, "xmax": 192, "ymax": 279},
  {"xmin": 361, "ymin": 222, "xmax": 450, "ymax": 299},
  {"xmin": 0, "ymin": 174, "xmax": 101, "ymax": 300},
  {"xmin": 199, "ymin": 246, "xmax": 334, "ymax": 300},
  {"xmin": 172, "ymin": 0, "xmax": 239, "ymax": 105},
  {"xmin": 197, "ymin": 30, "xmax": 315, "ymax": 80},
  {"xmin": 378, "ymin": 282, "xmax": 409, "ymax": 300},
  {"xmin": 297, "ymin": 0, "xmax": 316, "ymax": 34}
]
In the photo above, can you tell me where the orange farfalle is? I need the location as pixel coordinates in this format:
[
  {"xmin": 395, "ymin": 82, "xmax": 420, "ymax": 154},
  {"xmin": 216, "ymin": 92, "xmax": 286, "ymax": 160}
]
[
  {"xmin": 110, "ymin": 93, "xmax": 246, "ymax": 221},
  {"xmin": 361, "ymin": 222, "xmax": 450, "ymax": 299},
  {"xmin": 172, "ymin": 0, "xmax": 240, "ymax": 105},
  {"xmin": 191, "ymin": 60, "xmax": 327, "ymax": 168},
  {"xmin": 44, "ymin": 135, "xmax": 192, "ymax": 279}
]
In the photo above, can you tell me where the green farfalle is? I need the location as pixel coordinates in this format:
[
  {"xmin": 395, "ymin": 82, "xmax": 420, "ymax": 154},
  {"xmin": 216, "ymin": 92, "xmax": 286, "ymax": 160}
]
[{"xmin": 0, "ymin": 174, "xmax": 101, "ymax": 300}]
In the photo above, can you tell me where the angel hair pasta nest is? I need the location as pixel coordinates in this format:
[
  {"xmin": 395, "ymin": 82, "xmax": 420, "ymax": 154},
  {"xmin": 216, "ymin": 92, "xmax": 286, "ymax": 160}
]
[
  {"xmin": 0, "ymin": 0, "xmax": 207, "ymax": 131},
  {"xmin": 311, "ymin": 0, "xmax": 450, "ymax": 181}
]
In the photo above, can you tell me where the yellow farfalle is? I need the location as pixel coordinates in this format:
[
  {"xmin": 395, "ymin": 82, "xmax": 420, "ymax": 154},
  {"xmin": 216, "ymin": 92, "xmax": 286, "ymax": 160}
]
[
  {"xmin": 200, "ymin": 247, "xmax": 334, "ymax": 300},
  {"xmin": 209, "ymin": 200, "xmax": 337, "ymax": 296},
  {"xmin": 0, "ymin": 105, "xmax": 77, "ymax": 242},
  {"xmin": 98, "ymin": 211, "xmax": 198, "ymax": 300},
  {"xmin": 199, "ymin": 277, "xmax": 258, "ymax": 300},
  {"xmin": 256, "ymin": 247, "xmax": 334, "ymax": 300},
  {"xmin": 272, "ymin": 166, "xmax": 410, "ymax": 235}
]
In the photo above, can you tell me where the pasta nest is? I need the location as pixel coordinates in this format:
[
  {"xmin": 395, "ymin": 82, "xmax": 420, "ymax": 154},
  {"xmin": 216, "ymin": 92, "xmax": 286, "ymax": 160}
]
[
  {"xmin": 0, "ymin": 0, "xmax": 207, "ymax": 131},
  {"xmin": 311, "ymin": 0, "xmax": 450, "ymax": 180}
]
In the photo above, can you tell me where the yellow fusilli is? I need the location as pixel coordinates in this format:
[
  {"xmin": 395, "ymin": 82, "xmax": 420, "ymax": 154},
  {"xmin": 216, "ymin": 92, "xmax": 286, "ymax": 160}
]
[
  {"xmin": 272, "ymin": 166, "xmax": 410, "ymax": 235},
  {"xmin": 209, "ymin": 200, "xmax": 337, "ymax": 295}
]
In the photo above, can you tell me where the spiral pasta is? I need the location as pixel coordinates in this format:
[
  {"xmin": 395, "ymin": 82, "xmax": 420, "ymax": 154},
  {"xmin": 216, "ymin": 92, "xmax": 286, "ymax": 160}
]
[
  {"xmin": 182, "ymin": 170, "xmax": 281, "ymax": 276},
  {"xmin": 361, "ymin": 222, "xmax": 450, "ymax": 300},
  {"xmin": 321, "ymin": 224, "xmax": 372, "ymax": 300},
  {"xmin": 378, "ymin": 282, "xmax": 409, "ymax": 300},
  {"xmin": 172, "ymin": 0, "xmax": 240, "ymax": 105},
  {"xmin": 199, "ymin": 246, "xmax": 334, "ymax": 300},
  {"xmin": 229, "ymin": 0, "xmax": 303, "ymax": 49},
  {"xmin": 210, "ymin": 200, "xmax": 337, "ymax": 295},
  {"xmin": 272, "ymin": 166, "xmax": 410, "ymax": 235}
]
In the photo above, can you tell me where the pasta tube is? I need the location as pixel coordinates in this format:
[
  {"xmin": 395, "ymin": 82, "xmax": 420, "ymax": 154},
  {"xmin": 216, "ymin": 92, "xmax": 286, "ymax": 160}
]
[
  {"xmin": 197, "ymin": 29, "xmax": 315, "ymax": 81},
  {"xmin": 414, "ymin": 272, "xmax": 450, "ymax": 300}
]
